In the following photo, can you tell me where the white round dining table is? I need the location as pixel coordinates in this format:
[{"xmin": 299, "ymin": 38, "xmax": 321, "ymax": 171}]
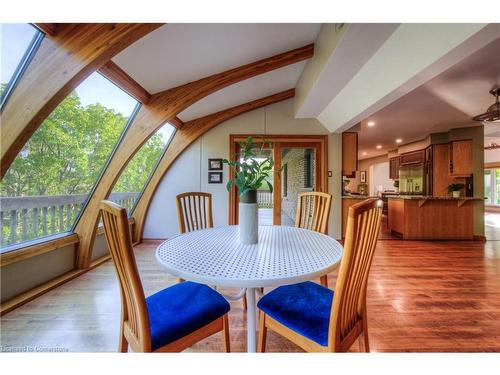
[{"xmin": 156, "ymin": 225, "xmax": 343, "ymax": 352}]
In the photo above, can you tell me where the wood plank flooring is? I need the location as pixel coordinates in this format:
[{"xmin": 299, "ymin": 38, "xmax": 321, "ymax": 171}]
[{"xmin": 1, "ymin": 239, "xmax": 499, "ymax": 352}]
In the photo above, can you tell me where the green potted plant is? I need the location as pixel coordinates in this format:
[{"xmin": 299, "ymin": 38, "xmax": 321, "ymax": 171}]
[
  {"xmin": 448, "ymin": 183, "xmax": 465, "ymax": 198},
  {"xmin": 223, "ymin": 137, "xmax": 274, "ymax": 244}
]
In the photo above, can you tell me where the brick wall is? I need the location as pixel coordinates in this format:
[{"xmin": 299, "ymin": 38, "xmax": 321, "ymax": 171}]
[{"xmin": 281, "ymin": 149, "xmax": 316, "ymax": 220}]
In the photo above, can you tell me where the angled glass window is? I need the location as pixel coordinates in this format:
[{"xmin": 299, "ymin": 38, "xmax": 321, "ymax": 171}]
[
  {"xmin": 1, "ymin": 23, "xmax": 41, "ymax": 104},
  {"xmin": 0, "ymin": 72, "xmax": 138, "ymax": 251},
  {"xmin": 109, "ymin": 123, "xmax": 176, "ymax": 215}
]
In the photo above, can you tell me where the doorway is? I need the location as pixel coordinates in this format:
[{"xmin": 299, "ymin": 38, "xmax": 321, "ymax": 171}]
[
  {"xmin": 484, "ymin": 166, "xmax": 500, "ymax": 240},
  {"xmin": 228, "ymin": 135, "xmax": 328, "ymax": 226}
]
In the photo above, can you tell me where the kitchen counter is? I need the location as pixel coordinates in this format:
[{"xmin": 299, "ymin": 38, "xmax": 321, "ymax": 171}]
[
  {"xmin": 342, "ymin": 195, "xmax": 378, "ymax": 199},
  {"xmin": 389, "ymin": 195, "xmax": 484, "ymax": 200},
  {"xmin": 387, "ymin": 196, "xmax": 482, "ymax": 240}
]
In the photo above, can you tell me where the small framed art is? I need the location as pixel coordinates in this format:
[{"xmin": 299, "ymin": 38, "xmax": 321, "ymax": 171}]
[
  {"xmin": 360, "ymin": 170, "xmax": 366, "ymax": 183},
  {"xmin": 208, "ymin": 158, "xmax": 223, "ymax": 170},
  {"xmin": 208, "ymin": 172, "xmax": 223, "ymax": 184}
]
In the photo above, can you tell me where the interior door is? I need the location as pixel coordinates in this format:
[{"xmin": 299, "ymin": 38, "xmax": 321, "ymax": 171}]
[
  {"xmin": 274, "ymin": 142, "xmax": 321, "ymax": 226},
  {"xmin": 229, "ymin": 136, "xmax": 328, "ymax": 226}
]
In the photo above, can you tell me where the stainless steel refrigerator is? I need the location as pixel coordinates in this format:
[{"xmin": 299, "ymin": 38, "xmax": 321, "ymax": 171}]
[{"xmin": 399, "ymin": 165, "xmax": 425, "ymax": 194}]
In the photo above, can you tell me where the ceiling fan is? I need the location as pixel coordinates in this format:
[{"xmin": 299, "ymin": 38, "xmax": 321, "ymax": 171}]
[{"xmin": 473, "ymin": 88, "xmax": 500, "ymax": 123}]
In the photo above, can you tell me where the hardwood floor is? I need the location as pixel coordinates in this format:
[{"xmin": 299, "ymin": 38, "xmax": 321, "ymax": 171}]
[{"xmin": 1, "ymin": 239, "xmax": 499, "ymax": 352}]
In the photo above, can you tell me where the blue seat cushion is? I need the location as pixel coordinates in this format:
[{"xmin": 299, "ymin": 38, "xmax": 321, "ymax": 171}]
[
  {"xmin": 146, "ymin": 281, "xmax": 230, "ymax": 350},
  {"xmin": 257, "ymin": 281, "xmax": 333, "ymax": 347}
]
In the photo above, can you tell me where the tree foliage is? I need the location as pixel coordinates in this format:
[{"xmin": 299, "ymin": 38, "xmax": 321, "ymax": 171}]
[{"xmin": 0, "ymin": 90, "xmax": 165, "ymax": 197}]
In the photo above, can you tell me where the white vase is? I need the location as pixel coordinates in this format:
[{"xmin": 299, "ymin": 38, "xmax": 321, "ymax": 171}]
[
  {"xmin": 452, "ymin": 190, "xmax": 460, "ymax": 198},
  {"xmin": 238, "ymin": 202, "xmax": 258, "ymax": 244}
]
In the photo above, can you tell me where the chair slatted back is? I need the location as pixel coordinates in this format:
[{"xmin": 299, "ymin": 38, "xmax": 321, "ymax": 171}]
[
  {"xmin": 100, "ymin": 200, "xmax": 151, "ymax": 352},
  {"xmin": 176, "ymin": 192, "xmax": 213, "ymax": 234},
  {"xmin": 294, "ymin": 192, "xmax": 332, "ymax": 234},
  {"xmin": 329, "ymin": 198, "xmax": 382, "ymax": 351}
]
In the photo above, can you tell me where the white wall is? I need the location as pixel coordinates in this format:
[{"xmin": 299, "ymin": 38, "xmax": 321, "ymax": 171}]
[
  {"xmin": 485, "ymin": 148, "xmax": 500, "ymax": 164},
  {"xmin": 143, "ymin": 98, "xmax": 343, "ymax": 239},
  {"xmin": 370, "ymin": 161, "xmax": 393, "ymax": 195}
]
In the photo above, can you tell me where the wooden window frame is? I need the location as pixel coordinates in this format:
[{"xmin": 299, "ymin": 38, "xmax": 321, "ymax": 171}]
[
  {"xmin": 0, "ymin": 26, "xmax": 44, "ymax": 110},
  {"xmin": 0, "ymin": 218, "xmax": 135, "ymax": 267},
  {"xmin": 228, "ymin": 134, "xmax": 328, "ymax": 225}
]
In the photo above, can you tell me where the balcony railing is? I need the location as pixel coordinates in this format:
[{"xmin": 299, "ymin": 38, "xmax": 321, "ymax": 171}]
[
  {"xmin": 257, "ymin": 190, "xmax": 273, "ymax": 208},
  {"xmin": 0, "ymin": 192, "xmax": 139, "ymax": 248}
]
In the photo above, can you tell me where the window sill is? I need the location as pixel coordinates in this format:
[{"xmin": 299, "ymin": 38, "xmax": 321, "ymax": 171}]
[
  {"xmin": 0, "ymin": 217, "xmax": 136, "ymax": 267},
  {"xmin": 0, "ymin": 233, "xmax": 79, "ymax": 267}
]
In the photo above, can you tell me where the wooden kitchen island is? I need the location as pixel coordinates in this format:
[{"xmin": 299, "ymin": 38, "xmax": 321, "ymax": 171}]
[{"xmin": 387, "ymin": 196, "xmax": 483, "ymax": 240}]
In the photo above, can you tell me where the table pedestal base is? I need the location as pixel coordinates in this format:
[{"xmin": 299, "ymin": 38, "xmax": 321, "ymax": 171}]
[{"xmin": 246, "ymin": 288, "xmax": 257, "ymax": 353}]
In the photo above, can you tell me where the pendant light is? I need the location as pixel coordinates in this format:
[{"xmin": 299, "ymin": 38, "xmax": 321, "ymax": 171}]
[{"xmin": 472, "ymin": 88, "xmax": 500, "ymax": 123}]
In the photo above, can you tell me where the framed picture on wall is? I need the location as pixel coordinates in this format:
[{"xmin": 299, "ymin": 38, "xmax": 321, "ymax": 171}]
[
  {"xmin": 208, "ymin": 172, "xmax": 223, "ymax": 184},
  {"xmin": 208, "ymin": 158, "xmax": 223, "ymax": 170},
  {"xmin": 360, "ymin": 170, "xmax": 366, "ymax": 183}
]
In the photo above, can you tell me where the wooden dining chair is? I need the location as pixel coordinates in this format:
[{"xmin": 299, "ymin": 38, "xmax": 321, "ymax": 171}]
[
  {"xmin": 175, "ymin": 192, "xmax": 214, "ymax": 283},
  {"xmin": 257, "ymin": 198, "xmax": 382, "ymax": 353},
  {"xmin": 295, "ymin": 191, "xmax": 332, "ymax": 287},
  {"xmin": 100, "ymin": 200, "xmax": 231, "ymax": 353},
  {"xmin": 176, "ymin": 192, "xmax": 213, "ymax": 234},
  {"xmin": 176, "ymin": 191, "xmax": 251, "ymax": 309}
]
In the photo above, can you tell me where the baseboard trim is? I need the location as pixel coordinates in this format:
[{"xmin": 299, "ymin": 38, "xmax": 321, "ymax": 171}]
[
  {"xmin": 473, "ymin": 235, "xmax": 487, "ymax": 242},
  {"xmin": 0, "ymin": 255, "xmax": 111, "ymax": 316}
]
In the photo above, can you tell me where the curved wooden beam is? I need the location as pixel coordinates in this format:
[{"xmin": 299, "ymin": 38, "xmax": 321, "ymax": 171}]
[
  {"xmin": 34, "ymin": 23, "xmax": 59, "ymax": 36},
  {"xmin": 98, "ymin": 60, "xmax": 152, "ymax": 104},
  {"xmin": 1, "ymin": 23, "xmax": 162, "ymax": 178},
  {"xmin": 74, "ymin": 44, "xmax": 313, "ymax": 268},
  {"xmin": 132, "ymin": 89, "xmax": 295, "ymax": 242}
]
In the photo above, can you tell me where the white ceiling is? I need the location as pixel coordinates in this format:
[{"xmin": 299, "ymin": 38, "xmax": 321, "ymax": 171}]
[
  {"xmin": 177, "ymin": 61, "xmax": 306, "ymax": 121},
  {"xmin": 354, "ymin": 36, "xmax": 500, "ymax": 160},
  {"xmin": 317, "ymin": 24, "xmax": 496, "ymax": 132},
  {"xmin": 113, "ymin": 23, "xmax": 321, "ymax": 94}
]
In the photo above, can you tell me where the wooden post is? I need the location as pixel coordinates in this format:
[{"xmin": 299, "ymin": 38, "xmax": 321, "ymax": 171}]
[
  {"xmin": 42, "ymin": 206, "xmax": 48, "ymax": 236},
  {"xmin": 21, "ymin": 209, "xmax": 28, "ymax": 241},
  {"xmin": 51, "ymin": 206, "xmax": 56, "ymax": 233},
  {"xmin": 59, "ymin": 205, "xmax": 64, "ymax": 231},
  {"xmin": 33, "ymin": 208, "xmax": 39, "ymax": 238},
  {"xmin": 10, "ymin": 210, "xmax": 17, "ymax": 244},
  {"xmin": 65, "ymin": 205, "xmax": 72, "ymax": 229}
]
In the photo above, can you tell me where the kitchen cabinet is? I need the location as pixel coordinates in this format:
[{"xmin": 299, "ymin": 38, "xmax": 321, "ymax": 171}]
[
  {"xmin": 449, "ymin": 140, "xmax": 472, "ymax": 176},
  {"xmin": 399, "ymin": 150, "xmax": 425, "ymax": 166},
  {"xmin": 389, "ymin": 157, "xmax": 400, "ymax": 179},
  {"xmin": 433, "ymin": 143, "xmax": 456, "ymax": 196},
  {"xmin": 387, "ymin": 198, "xmax": 405, "ymax": 235},
  {"xmin": 387, "ymin": 197, "xmax": 479, "ymax": 240},
  {"xmin": 425, "ymin": 145, "xmax": 433, "ymax": 195},
  {"xmin": 342, "ymin": 132, "xmax": 358, "ymax": 177}
]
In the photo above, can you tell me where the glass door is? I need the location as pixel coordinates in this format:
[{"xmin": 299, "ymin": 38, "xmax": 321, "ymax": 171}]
[
  {"xmin": 228, "ymin": 136, "xmax": 327, "ymax": 226},
  {"xmin": 274, "ymin": 143, "xmax": 320, "ymax": 226}
]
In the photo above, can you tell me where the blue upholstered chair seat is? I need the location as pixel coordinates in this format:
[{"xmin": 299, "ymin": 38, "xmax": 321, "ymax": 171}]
[
  {"xmin": 146, "ymin": 281, "xmax": 230, "ymax": 350},
  {"xmin": 257, "ymin": 281, "xmax": 334, "ymax": 346}
]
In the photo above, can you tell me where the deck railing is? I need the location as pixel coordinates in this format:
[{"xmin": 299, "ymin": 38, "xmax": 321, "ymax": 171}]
[
  {"xmin": 0, "ymin": 192, "xmax": 139, "ymax": 248},
  {"xmin": 257, "ymin": 190, "xmax": 273, "ymax": 208}
]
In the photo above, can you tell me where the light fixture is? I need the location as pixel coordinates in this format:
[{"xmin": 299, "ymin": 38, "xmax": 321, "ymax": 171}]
[
  {"xmin": 362, "ymin": 152, "xmax": 367, "ymax": 156},
  {"xmin": 367, "ymin": 121, "xmax": 375, "ymax": 127},
  {"xmin": 395, "ymin": 138, "xmax": 402, "ymax": 143},
  {"xmin": 473, "ymin": 88, "xmax": 500, "ymax": 123},
  {"xmin": 376, "ymin": 145, "xmax": 382, "ymax": 149}
]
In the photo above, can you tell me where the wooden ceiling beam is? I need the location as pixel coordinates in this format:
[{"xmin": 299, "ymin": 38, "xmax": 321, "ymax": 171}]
[
  {"xmin": 74, "ymin": 44, "xmax": 313, "ymax": 269},
  {"xmin": 34, "ymin": 23, "xmax": 60, "ymax": 36},
  {"xmin": 132, "ymin": 88, "xmax": 295, "ymax": 241},
  {"xmin": 170, "ymin": 116, "xmax": 184, "ymax": 128},
  {"xmin": 98, "ymin": 60, "xmax": 152, "ymax": 104},
  {"xmin": 1, "ymin": 23, "xmax": 163, "ymax": 178}
]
